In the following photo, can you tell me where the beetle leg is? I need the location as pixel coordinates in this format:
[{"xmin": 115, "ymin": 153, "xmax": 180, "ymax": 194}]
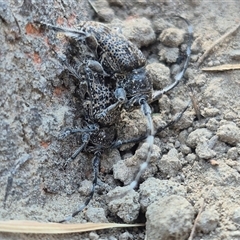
[
  {"xmin": 59, "ymin": 124, "xmax": 99, "ymax": 139},
  {"xmin": 63, "ymin": 132, "xmax": 91, "ymax": 168},
  {"xmin": 58, "ymin": 151, "xmax": 101, "ymax": 223}
]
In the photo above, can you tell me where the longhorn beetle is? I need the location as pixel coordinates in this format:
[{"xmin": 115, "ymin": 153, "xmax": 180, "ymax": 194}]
[{"xmin": 38, "ymin": 16, "xmax": 193, "ymax": 223}]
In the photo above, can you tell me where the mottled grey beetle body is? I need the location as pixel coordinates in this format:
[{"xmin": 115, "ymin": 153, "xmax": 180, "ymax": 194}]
[
  {"xmin": 76, "ymin": 21, "xmax": 146, "ymax": 75},
  {"xmin": 39, "ymin": 21, "xmax": 151, "ymax": 113},
  {"xmin": 76, "ymin": 21, "xmax": 151, "ymax": 110},
  {"xmin": 37, "ymin": 17, "xmax": 192, "ymax": 223},
  {"xmin": 83, "ymin": 68, "xmax": 118, "ymax": 125}
]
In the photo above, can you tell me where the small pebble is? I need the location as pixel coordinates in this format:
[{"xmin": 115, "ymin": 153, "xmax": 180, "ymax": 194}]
[
  {"xmin": 106, "ymin": 186, "xmax": 140, "ymax": 223},
  {"xmin": 217, "ymin": 122, "xmax": 240, "ymax": 145},
  {"xmin": 146, "ymin": 195, "xmax": 195, "ymax": 240},
  {"xmin": 159, "ymin": 27, "xmax": 185, "ymax": 47},
  {"xmin": 197, "ymin": 208, "xmax": 219, "ymax": 233}
]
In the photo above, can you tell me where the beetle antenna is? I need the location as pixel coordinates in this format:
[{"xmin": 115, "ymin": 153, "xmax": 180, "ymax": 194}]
[{"xmin": 130, "ymin": 99, "xmax": 154, "ymax": 189}]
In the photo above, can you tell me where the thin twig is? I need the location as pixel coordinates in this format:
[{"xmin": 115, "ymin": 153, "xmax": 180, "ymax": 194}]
[
  {"xmin": 188, "ymin": 186, "xmax": 213, "ymax": 240},
  {"xmin": 189, "ymin": 87, "xmax": 201, "ymax": 120},
  {"xmin": 197, "ymin": 22, "xmax": 240, "ymax": 67},
  {"xmin": 0, "ymin": 221, "xmax": 145, "ymax": 234},
  {"xmin": 202, "ymin": 63, "xmax": 240, "ymax": 72},
  {"xmin": 87, "ymin": 0, "xmax": 99, "ymax": 14}
]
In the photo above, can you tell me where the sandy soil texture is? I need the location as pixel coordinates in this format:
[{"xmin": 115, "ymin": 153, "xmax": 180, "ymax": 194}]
[{"xmin": 1, "ymin": 0, "xmax": 240, "ymax": 239}]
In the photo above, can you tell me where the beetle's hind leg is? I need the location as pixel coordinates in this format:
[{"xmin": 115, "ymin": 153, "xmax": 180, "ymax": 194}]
[
  {"xmin": 62, "ymin": 133, "xmax": 90, "ymax": 168},
  {"xmin": 59, "ymin": 123, "xmax": 99, "ymax": 139},
  {"xmin": 57, "ymin": 152, "xmax": 101, "ymax": 223},
  {"xmin": 59, "ymin": 123, "xmax": 99, "ymax": 167}
]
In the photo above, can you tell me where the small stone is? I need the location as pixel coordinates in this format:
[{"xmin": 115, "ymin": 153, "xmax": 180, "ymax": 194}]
[
  {"xmin": 175, "ymin": 140, "xmax": 181, "ymax": 148},
  {"xmin": 119, "ymin": 231, "xmax": 133, "ymax": 240},
  {"xmin": 180, "ymin": 144, "xmax": 191, "ymax": 155},
  {"xmin": 122, "ymin": 17, "xmax": 156, "ymax": 48},
  {"xmin": 106, "ymin": 186, "xmax": 140, "ymax": 223},
  {"xmin": 152, "ymin": 114, "xmax": 167, "ymax": 132},
  {"xmin": 146, "ymin": 195, "xmax": 195, "ymax": 240},
  {"xmin": 186, "ymin": 128, "xmax": 213, "ymax": 148},
  {"xmin": 78, "ymin": 180, "xmax": 92, "ymax": 196},
  {"xmin": 191, "ymin": 36, "xmax": 204, "ymax": 53},
  {"xmin": 118, "ymin": 109, "xmax": 147, "ymax": 151},
  {"xmin": 157, "ymin": 148, "xmax": 182, "ymax": 177},
  {"xmin": 85, "ymin": 207, "xmax": 108, "ymax": 223},
  {"xmin": 202, "ymin": 108, "xmax": 220, "ymax": 117},
  {"xmin": 197, "ymin": 208, "xmax": 219, "ymax": 233},
  {"xmin": 185, "ymin": 153, "xmax": 197, "ymax": 163},
  {"xmin": 159, "ymin": 46, "xmax": 179, "ymax": 63},
  {"xmin": 228, "ymin": 147, "xmax": 238, "ymax": 160},
  {"xmin": 101, "ymin": 149, "xmax": 121, "ymax": 172},
  {"xmin": 89, "ymin": 232, "xmax": 99, "ymax": 240},
  {"xmin": 139, "ymin": 177, "xmax": 187, "ymax": 212},
  {"xmin": 217, "ymin": 122, "xmax": 240, "ymax": 145},
  {"xmin": 232, "ymin": 207, "xmax": 240, "ymax": 224},
  {"xmin": 108, "ymin": 0, "xmax": 123, "ymax": 6},
  {"xmin": 224, "ymin": 110, "xmax": 238, "ymax": 121},
  {"xmin": 206, "ymin": 118, "xmax": 220, "ymax": 131},
  {"xmin": 194, "ymin": 74, "xmax": 207, "ymax": 87},
  {"xmin": 98, "ymin": 8, "xmax": 115, "ymax": 22},
  {"xmin": 209, "ymin": 159, "xmax": 219, "ymax": 166},
  {"xmin": 158, "ymin": 94, "xmax": 171, "ymax": 114},
  {"xmin": 207, "ymin": 60, "xmax": 213, "ymax": 67},
  {"xmin": 113, "ymin": 159, "xmax": 133, "ymax": 185},
  {"xmin": 152, "ymin": 18, "xmax": 174, "ymax": 33},
  {"xmin": 159, "ymin": 27, "xmax": 185, "ymax": 47},
  {"xmin": 186, "ymin": 129, "xmax": 217, "ymax": 159},
  {"xmin": 195, "ymin": 139, "xmax": 216, "ymax": 159},
  {"xmin": 113, "ymin": 143, "xmax": 160, "ymax": 184},
  {"xmin": 108, "ymin": 237, "xmax": 118, "ymax": 240},
  {"xmin": 146, "ymin": 62, "xmax": 171, "ymax": 90},
  {"xmin": 204, "ymin": 162, "xmax": 240, "ymax": 186}
]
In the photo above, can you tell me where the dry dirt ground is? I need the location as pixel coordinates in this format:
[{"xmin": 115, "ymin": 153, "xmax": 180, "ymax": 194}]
[{"xmin": 1, "ymin": 0, "xmax": 240, "ymax": 239}]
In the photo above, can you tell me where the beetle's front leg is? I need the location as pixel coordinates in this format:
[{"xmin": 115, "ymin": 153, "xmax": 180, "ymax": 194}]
[{"xmin": 59, "ymin": 123, "xmax": 99, "ymax": 139}]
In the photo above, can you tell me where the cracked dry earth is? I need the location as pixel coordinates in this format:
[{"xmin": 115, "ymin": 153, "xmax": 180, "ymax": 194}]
[{"xmin": 1, "ymin": 1, "xmax": 240, "ymax": 240}]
